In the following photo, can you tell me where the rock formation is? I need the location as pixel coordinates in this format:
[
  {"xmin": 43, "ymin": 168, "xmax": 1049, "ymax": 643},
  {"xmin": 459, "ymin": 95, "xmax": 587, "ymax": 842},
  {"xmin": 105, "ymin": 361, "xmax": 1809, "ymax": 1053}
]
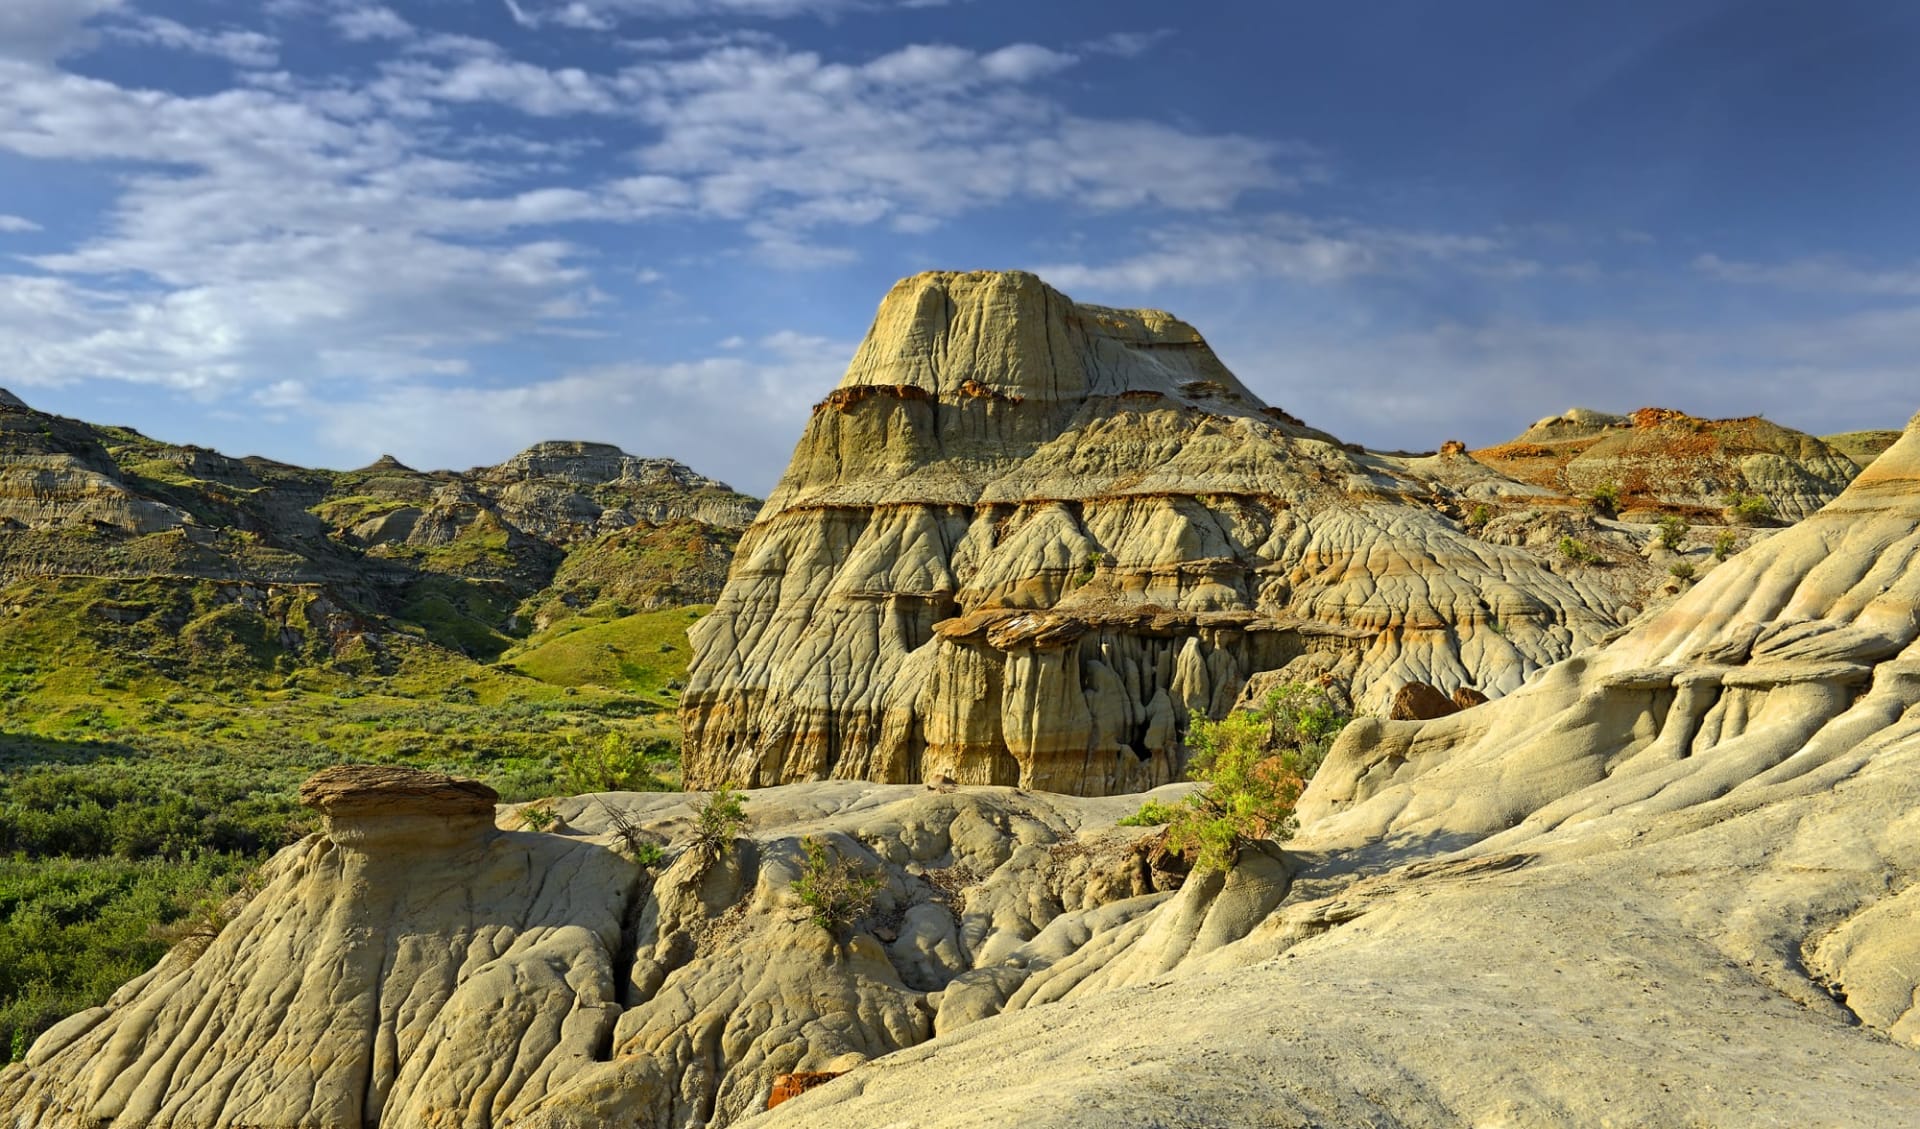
[
  {"xmin": 0, "ymin": 389, "xmax": 758, "ymax": 666},
  {"xmin": 0, "ymin": 770, "xmax": 1202, "ymax": 1127},
  {"xmin": 746, "ymin": 406, "xmax": 1920, "ymax": 1127},
  {"xmin": 682, "ymin": 271, "xmax": 1628, "ymax": 796},
  {"xmin": 12, "ymin": 406, "xmax": 1920, "ymax": 1126},
  {"xmin": 1472, "ymin": 405, "xmax": 1861, "ymax": 520},
  {"xmin": 0, "ymin": 766, "xmax": 640, "ymax": 1128}
]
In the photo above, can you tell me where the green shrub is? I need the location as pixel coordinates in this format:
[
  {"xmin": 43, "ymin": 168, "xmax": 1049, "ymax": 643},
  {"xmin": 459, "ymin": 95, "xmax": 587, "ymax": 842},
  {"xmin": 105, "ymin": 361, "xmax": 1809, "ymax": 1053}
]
[
  {"xmin": 1162, "ymin": 684, "xmax": 1350, "ymax": 873},
  {"xmin": 560, "ymin": 733, "xmax": 675, "ymax": 794},
  {"xmin": 1723, "ymin": 491, "xmax": 1775, "ymax": 525},
  {"xmin": 1655, "ymin": 515, "xmax": 1689, "ymax": 551},
  {"xmin": 1586, "ymin": 481, "xmax": 1622, "ymax": 517},
  {"xmin": 1712, "ymin": 530, "xmax": 1739, "ymax": 561},
  {"xmin": 1558, "ymin": 536, "xmax": 1600, "ymax": 565},
  {"xmin": 690, "ymin": 785, "xmax": 746, "ymax": 858},
  {"xmin": 1118, "ymin": 799, "xmax": 1182, "ymax": 827},
  {"xmin": 518, "ymin": 804, "xmax": 558, "ymax": 832},
  {"xmin": 1669, "ymin": 561, "xmax": 1698, "ymax": 583},
  {"xmin": 1466, "ymin": 503, "xmax": 1493, "ymax": 529},
  {"xmin": 791, "ymin": 836, "xmax": 885, "ymax": 942}
]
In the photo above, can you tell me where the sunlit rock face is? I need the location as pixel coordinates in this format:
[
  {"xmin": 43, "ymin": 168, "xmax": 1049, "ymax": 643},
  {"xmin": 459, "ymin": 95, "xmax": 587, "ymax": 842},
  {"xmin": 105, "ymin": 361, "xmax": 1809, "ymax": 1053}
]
[{"xmin": 681, "ymin": 270, "xmax": 1626, "ymax": 796}]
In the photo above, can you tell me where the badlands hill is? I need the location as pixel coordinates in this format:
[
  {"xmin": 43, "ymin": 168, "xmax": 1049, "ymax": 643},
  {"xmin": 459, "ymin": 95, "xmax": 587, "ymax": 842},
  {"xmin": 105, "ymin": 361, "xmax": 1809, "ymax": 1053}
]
[
  {"xmin": 682, "ymin": 271, "xmax": 1676, "ymax": 796},
  {"xmin": 0, "ymin": 390, "xmax": 756, "ymax": 666},
  {"xmin": 8, "ymin": 408, "xmax": 1919, "ymax": 1126},
  {"xmin": 1470, "ymin": 405, "xmax": 1868, "ymax": 519}
]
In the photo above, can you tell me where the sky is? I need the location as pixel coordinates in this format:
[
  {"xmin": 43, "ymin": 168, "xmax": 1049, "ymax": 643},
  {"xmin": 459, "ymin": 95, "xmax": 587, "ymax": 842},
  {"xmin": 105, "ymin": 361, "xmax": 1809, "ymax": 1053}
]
[{"xmin": 2, "ymin": 0, "xmax": 1918, "ymax": 496}]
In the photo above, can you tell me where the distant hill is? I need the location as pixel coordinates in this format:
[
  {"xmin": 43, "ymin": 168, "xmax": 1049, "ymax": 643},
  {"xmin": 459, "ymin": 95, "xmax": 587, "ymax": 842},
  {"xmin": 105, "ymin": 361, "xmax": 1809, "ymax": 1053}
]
[{"xmin": 0, "ymin": 390, "xmax": 758, "ymax": 669}]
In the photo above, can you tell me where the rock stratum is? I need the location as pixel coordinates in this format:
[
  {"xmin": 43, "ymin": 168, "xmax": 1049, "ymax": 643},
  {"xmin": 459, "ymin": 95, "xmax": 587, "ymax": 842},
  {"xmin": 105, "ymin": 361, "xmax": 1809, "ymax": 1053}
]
[
  {"xmin": 9, "ymin": 407, "xmax": 1920, "ymax": 1126},
  {"xmin": 681, "ymin": 271, "xmax": 1633, "ymax": 796}
]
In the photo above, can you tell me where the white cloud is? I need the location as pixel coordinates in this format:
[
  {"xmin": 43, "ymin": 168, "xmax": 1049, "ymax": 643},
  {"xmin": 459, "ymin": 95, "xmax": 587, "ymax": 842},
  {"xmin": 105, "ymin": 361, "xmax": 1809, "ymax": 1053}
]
[
  {"xmin": 0, "ymin": 215, "xmax": 41, "ymax": 233},
  {"xmin": 0, "ymin": 0, "xmax": 125, "ymax": 63},
  {"xmin": 1081, "ymin": 30, "xmax": 1173, "ymax": 58},
  {"xmin": 1694, "ymin": 253, "xmax": 1920, "ymax": 297},
  {"xmin": 301, "ymin": 335, "xmax": 852, "ymax": 491},
  {"xmin": 1225, "ymin": 308, "xmax": 1920, "ymax": 453},
  {"xmin": 1036, "ymin": 214, "xmax": 1501, "ymax": 293},
  {"xmin": 0, "ymin": 22, "xmax": 1296, "ymax": 411},
  {"xmin": 111, "ymin": 16, "xmax": 280, "ymax": 68},
  {"xmin": 504, "ymin": 0, "xmax": 935, "ymax": 24},
  {"xmin": 332, "ymin": 4, "xmax": 413, "ymax": 42}
]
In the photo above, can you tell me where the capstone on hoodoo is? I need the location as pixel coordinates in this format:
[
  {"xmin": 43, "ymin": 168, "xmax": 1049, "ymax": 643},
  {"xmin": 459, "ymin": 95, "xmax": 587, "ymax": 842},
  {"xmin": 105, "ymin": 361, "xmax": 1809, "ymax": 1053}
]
[{"xmin": 680, "ymin": 270, "xmax": 1629, "ymax": 796}]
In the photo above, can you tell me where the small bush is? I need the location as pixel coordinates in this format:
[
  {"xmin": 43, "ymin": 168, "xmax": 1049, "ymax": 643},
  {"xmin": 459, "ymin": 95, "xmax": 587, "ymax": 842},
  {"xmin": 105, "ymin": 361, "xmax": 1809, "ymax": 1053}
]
[
  {"xmin": 1466, "ymin": 503, "xmax": 1493, "ymax": 529},
  {"xmin": 690, "ymin": 785, "xmax": 746, "ymax": 858},
  {"xmin": 1558, "ymin": 536, "xmax": 1600, "ymax": 565},
  {"xmin": 559, "ymin": 732, "xmax": 675, "ymax": 794},
  {"xmin": 1669, "ymin": 561, "xmax": 1697, "ymax": 583},
  {"xmin": 791, "ymin": 836, "xmax": 885, "ymax": 943},
  {"xmin": 1723, "ymin": 491, "xmax": 1775, "ymax": 525},
  {"xmin": 1118, "ymin": 799, "xmax": 1181, "ymax": 827},
  {"xmin": 1712, "ymin": 529, "xmax": 1739, "ymax": 561},
  {"xmin": 1586, "ymin": 482, "xmax": 1621, "ymax": 517},
  {"xmin": 518, "ymin": 804, "xmax": 558, "ymax": 832},
  {"xmin": 1655, "ymin": 515, "xmax": 1689, "ymax": 551}
]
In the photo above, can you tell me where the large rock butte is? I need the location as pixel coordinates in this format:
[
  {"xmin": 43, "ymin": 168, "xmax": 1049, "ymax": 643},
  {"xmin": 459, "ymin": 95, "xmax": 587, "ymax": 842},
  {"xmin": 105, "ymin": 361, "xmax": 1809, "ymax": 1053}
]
[{"xmin": 680, "ymin": 270, "xmax": 1630, "ymax": 796}]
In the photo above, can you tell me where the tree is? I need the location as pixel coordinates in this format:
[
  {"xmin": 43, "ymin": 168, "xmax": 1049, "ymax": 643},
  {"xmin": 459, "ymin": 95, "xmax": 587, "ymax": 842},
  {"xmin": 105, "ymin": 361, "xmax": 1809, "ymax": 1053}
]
[{"xmin": 1156, "ymin": 685, "xmax": 1350, "ymax": 873}]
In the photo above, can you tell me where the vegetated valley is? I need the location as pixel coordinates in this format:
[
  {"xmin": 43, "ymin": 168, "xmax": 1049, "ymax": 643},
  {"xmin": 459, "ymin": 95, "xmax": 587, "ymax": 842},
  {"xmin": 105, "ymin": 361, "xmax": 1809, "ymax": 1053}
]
[{"xmin": 0, "ymin": 389, "xmax": 753, "ymax": 1057}]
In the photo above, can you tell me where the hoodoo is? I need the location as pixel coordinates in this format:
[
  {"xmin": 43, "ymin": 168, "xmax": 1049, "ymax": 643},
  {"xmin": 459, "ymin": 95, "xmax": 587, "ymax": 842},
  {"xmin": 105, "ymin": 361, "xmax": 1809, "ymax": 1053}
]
[{"xmin": 681, "ymin": 270, "xmax": 1628, "ymax": 796}]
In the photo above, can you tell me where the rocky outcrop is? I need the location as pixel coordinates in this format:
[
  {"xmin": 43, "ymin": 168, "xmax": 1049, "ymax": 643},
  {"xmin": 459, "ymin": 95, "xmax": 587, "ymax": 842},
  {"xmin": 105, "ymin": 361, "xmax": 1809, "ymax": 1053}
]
[
  {"xmin": 15, "ymin": 409, "xmax": 1920, "ymax": 1127},
  {"xmin": 1473, "ymin": 406, "xmax": 1862, "ymax": 520},
  {"xmin": 1822, "ymin": 429, "xmax": 1903, "ymax": 469},
  {"xmin": 0, "ymin": 771, "xmax": 1213, "ymax": 1127},
  {"xmin": 0, "ymin": 766, "xmax": 638, "ymax": 1128},
  {"xmin": 681, "ymin": 271, "xmax": 1628, "ymax": 796},
  {"xmin": 743, "ymin": 408, "xmax": 1920, "ymax": 1127}
]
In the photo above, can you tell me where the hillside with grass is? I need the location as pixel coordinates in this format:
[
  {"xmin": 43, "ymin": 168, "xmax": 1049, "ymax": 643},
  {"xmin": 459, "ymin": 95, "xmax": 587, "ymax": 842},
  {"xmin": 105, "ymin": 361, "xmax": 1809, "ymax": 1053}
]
[{"xmin": 0, "ymin": 392, "xmax": 756, "ymax": 1059}]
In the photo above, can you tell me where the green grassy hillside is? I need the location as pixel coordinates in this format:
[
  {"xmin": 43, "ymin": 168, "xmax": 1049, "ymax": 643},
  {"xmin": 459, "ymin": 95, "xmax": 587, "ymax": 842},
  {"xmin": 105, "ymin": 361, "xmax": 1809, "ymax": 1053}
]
[{"xmin": 0, "ymin": 577, "xmax": 710, "ymax": 1059}]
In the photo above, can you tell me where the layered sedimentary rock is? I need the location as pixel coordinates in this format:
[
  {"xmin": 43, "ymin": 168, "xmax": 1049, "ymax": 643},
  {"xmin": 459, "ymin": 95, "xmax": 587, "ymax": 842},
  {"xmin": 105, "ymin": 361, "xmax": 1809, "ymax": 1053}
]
[
  {"xmin": 0, "ymin": 770, "xmax": 1206, "ymax": 1128},
  {"xmin": 749, "ymin": 408, "xmax": 1920, "ymax": 1127},
  {"xmin": 0, "ymin": 389, "xmax": 758, "ymax": 664},
  {"xmin": 14, "ymin": 410, "xmax": 1920, "ymax": 1129},
  {"xmin": 1473, "ymin": 405, "xmax": 1861, "ymax": 519},
  {"xmin": 682, "ymin": 271, "xmax": 1627, "ymax": 796},
  {"xmin": 0, "ymin": 766, "xmax": 639, "ymax": 1128}
]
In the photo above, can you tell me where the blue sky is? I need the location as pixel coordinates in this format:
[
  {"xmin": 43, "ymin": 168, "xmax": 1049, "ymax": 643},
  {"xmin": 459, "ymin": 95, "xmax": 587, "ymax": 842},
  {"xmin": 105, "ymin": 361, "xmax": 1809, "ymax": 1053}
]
[{"xmin": 1, "ymin": 0, "xmax": 1917, "ymax": 495}]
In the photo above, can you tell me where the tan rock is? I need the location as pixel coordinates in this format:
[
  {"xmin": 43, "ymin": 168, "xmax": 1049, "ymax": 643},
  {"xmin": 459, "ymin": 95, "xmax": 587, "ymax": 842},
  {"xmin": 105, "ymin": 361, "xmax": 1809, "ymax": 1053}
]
[{"xmin": 682, "ymin": 272, "xmax": 1627, "ymax": 795}]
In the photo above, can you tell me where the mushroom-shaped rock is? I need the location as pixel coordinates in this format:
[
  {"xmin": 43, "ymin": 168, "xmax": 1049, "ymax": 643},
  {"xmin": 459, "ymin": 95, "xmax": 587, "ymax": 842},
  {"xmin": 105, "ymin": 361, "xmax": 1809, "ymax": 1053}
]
[
  {"xmin": 299, "ymin": 764, "xmax": 499, "ymax": 848},
  {"xmin": 0, "ymin": 767, "xmax": 635, "ymax": 1129}
]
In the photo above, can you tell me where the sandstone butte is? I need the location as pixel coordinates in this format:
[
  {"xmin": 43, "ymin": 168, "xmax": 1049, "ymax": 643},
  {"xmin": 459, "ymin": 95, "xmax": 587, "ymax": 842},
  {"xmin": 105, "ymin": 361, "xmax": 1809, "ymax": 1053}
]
[
  {"xmin": 6, "ymin": 406, "xmax": 1920, "ymax": 1126},
  {"xmin": 678, "ymin": 270, "xmax": 1644, "ymax": 797}
]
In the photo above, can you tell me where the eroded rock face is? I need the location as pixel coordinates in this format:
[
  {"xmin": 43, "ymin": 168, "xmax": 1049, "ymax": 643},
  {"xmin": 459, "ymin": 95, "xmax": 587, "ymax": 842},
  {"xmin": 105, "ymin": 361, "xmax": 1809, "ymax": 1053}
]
[
  {"xmin": 746, "ymin": 409, "xmax": 1920, "ymax": 1128},
  {"xmin": 681, "ymin": 271, "xmax": 1627, "ymax": 796},
  {"xmin": 0, "ymin": 766, "xmax": 636, "ymax": 1129},
  {"xmin": 0, "ymin": 774, "xmax": 1225, "ymax": 1129}
]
